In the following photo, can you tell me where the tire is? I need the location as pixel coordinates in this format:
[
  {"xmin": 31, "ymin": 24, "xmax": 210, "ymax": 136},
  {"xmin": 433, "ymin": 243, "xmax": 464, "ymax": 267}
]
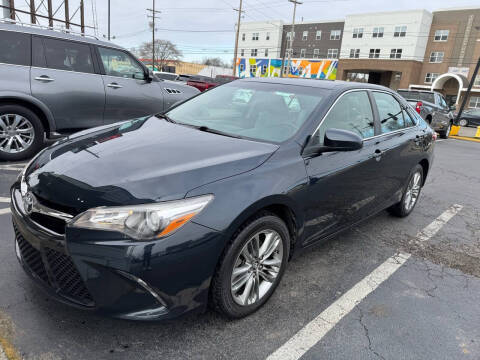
[
  {"xmin": 440, "ymin": 122, "xmax": 451, "ymax": 139},
  {"xmin": 388, "ymin": 164, "xmax": 424, "ymax": 218},
  {"xmin": 458, "ymin": 118, "xmax": 468, "ymax": 127},
  {"xmin": 0, "ymin": 104, "xmax": 44, "ymax": 161},
  {"xmin": 210, "ymin": 212, "xmax": 290, "ymax": 319}
]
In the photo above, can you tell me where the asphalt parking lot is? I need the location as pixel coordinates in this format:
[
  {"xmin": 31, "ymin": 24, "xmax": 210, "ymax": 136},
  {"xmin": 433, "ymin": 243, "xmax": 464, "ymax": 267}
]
[{"xmin": 0, "ymin": 138, "xmax": 479, "ymax": 360}]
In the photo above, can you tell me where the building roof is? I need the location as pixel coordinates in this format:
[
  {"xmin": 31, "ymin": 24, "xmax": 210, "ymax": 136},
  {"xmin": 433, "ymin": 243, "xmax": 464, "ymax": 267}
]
[{"xmin": 0, "ymin": 22, "xmax": 124, "ymax": 49}]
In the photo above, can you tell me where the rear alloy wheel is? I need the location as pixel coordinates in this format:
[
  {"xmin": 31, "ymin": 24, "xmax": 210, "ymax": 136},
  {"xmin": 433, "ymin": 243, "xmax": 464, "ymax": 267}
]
[
  {"xmin": 211, "ymin": 213, "xmax": 290, "ymax": 318},
  {"xmin": 388, "ymin": 164, "xmax": 424, "ymax": 218},
  {"xmin": 458, "ymin": 119, "xmax": 468, "ymax": 127},
  {"xmin": 0, "ymin": 105, "xmax": 44, "ymax": 161}
]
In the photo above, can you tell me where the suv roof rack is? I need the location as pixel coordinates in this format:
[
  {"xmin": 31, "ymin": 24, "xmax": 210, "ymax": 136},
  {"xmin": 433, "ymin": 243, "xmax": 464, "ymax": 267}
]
[{"xmin": 0, "ymin": 18, "xmax": 100, "ymax": 41}]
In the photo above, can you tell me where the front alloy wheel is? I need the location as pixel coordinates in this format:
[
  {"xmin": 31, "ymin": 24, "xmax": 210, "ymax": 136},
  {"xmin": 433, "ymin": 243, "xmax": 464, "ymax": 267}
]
[
  {"xmin": 231, "ymin": 230, "xmax": 283, "ymax": 306},
  {"xmin": 458, "ymin": 119, "xmax": 468, "ymax": 127},
  {"xmin": 211, "ymin": 213, "xmax": 290, "ymax": 318}
]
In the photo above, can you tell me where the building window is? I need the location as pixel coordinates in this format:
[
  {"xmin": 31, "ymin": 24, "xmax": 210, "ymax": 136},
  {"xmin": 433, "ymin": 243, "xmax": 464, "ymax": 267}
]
[
  {"xmin": 372, "ymin": 27, "xmax": 384, "ymax": 38},
  {"xmin": 474, "ymin": 76, "xmax": 480, "ymax": 87},
  {"xmin": 353, "ymin": 28, "xmax": 363, "ymax": 38},
  {"xmin": 300, "ymin": 49, "xmax": 306, "ymax": 58},
  {"xmin": 424, "ymin": 73, "xmax": 439, "ymax": 84},
  {"xmin": 316, "ymin": 30, "xmax": 322, "ymax": 40},
  {"xmin": 264, "ymin": 48, "xmax": 269, "ymax": 57},
  {"xmin": 330, "ymin": 30, "xmax": 341, "ymax": 40},
  {"xmin": 286, "ymin": 31, "xmax": 295, "ymax": 41},
  {"xmin": 350, "ymin": 48, "xmax": 360, "ymax": 58},
  {"xmin": 252, "ymin": 33, "xmax": 259, "ymax": 41},
  {"xmin": 469, "ymin": 96, "xmax": 480, "ymax": 108},
  {"xmin": 313, "ymin": 49, "xmax": 320, "ymax": 58},
  {"xmin": 239, "ymin": 64, "xmax": 245, "ymax": 72},
  {"xmin": 429, "ymin": 51, "xmax": 444, "ymax": 63},
  {"xmin": 390, "ymin": 49, "xmax": 402, "ymax": 59},
  {"xmin": 240, "ymin": 49, "xmax": 244, "ymax": 57},
  {"xmin": 394, "ymin": 26, "xmax": 407, "ymax": 37},
  {"xmin": 266, "ymin": 32, "xmax": 270, "ymax": 41},
  {"xmin": 251, "ymin": 48, "xmax": 257, "ymax": 57},
  {"xmin": 262, "ymin": 64, "xmax": 267, "ymax": 74},
  {"xmin": 242, "ymin": 33, "xmax": 245, "ymax": 41},
  {"xmin": 302, "ymin": 31, "xmax": 308, "ymax": 41},
  {"xmin": 434, "ymin": 30, "xmax": 449, "ymax": 41},
  {"xmin": 251, "ymin": 64, "xmax": 257, "ymax": 74},
  {"xmin": 327, "ymin": 48, "xmax": 338, "ymax": 59},
  {"xmin": 369, "ymin": 48, "xmax": 380, "ymax": 59}
]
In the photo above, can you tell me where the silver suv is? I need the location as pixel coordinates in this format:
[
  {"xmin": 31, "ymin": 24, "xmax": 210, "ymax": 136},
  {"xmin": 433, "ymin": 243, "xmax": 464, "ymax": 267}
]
[{"xmin": 0, "ymin": 22, "xmax": 199, "ymax": 161}]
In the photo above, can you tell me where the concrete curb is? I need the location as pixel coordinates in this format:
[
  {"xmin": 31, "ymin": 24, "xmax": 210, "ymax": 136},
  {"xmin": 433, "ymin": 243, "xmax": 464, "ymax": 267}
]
[{"xmin": 449, "ymin": 125, "xmax": 480, "ymax": 142}]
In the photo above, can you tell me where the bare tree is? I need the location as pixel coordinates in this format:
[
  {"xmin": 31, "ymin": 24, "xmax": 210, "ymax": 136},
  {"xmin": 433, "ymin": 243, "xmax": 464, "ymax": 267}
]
[{"xmin": 139, "ymin": 39, "xmax": 183, "ymax": 69}]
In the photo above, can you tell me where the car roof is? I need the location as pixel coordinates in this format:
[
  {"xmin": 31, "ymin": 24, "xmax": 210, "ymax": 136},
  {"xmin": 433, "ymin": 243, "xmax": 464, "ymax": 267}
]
[
  {"xmin": 0, "ymin": 23, "xmax": 125, "ymax": 50},
  {"xmin": 239, "ymin": 77, "xmax": 392, "ymax": 92}
]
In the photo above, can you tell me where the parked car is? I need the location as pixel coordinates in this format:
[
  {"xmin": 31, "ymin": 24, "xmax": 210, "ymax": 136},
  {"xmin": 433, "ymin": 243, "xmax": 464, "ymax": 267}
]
[
  {"xmin": 153, "ymin": 71, "xmax": 179, "ymax": 81},
  {"xmin": 11, "ymin": 79, "xmax": 434, "ymax": 321},
  {"xmin": 397, "ymin": 89, "xmax": 454, "ymax": 138},
  {"xmin": 179, "ymin": 74, "xmax": 219, "ymax": 92},
  {"xmin": 0, "ymin": 22, "xmax": 199, "ymax": 161},
  {"xmin": 215, "ymin": 74, "xmax": 239, "ymax": 84},
  {"xmin": 455, "ymin": 108, "xmax": 480, "ymax": 127}
]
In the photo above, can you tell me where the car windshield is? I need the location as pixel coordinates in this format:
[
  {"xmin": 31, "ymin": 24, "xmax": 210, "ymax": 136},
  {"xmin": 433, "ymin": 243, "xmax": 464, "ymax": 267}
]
[
  {"xmin": 398, "ymin": 91, "xmax": 435, "ymax": 104},
  {"xmin": 166, "ymin": 81, "xmax": 325, "ymax": 143}
]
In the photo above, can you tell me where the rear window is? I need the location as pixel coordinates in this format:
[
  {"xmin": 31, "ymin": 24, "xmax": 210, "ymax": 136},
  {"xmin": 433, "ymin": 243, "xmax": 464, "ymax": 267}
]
[
  {"xmin": 398, "ymin": 91, "xmax": 435, "ymax": 104},
  {"xmin": 0, "ymin": 30, "xmax": 30, "ymax": 66},
  {"xmin": 43, "ymin": 38, "xmax": 94, "ymax": 74}
]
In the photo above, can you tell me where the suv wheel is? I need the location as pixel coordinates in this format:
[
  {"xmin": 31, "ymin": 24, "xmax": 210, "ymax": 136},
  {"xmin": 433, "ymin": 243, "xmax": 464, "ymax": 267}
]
[
  {"xmin": 458, "ymin": 118, "xmax": 468, "ymax": 127},
  {"xmin": 211, "ymin": 212, "xmax": 290, "ymax": 318},
  {"xmin": 388, "ymin": 164, "xmax": 423, "ymax": 218},
  {"xmin": 0, "ymin": 105, "xmax": 44, "ymax": 161},
  {"xmin": 440, "ymin": 123, "xmax": 451, "ymax": 139}
]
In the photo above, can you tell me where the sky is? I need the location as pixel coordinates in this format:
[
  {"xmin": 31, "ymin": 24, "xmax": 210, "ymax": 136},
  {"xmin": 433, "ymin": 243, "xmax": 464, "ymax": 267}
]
[{"xmin": 6, "ymin": 0, "xmax": 480, "ymax": 63}]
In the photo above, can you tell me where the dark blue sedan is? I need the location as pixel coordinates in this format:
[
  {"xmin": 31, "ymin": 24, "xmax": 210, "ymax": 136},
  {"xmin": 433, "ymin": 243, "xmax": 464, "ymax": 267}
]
[{"xmin": 11, "ymin": 78, "xmax": 435, "ymax": 320}]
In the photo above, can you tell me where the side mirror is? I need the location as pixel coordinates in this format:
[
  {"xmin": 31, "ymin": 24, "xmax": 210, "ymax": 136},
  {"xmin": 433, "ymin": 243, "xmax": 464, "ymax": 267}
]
[
  {"xmin": 146, "ymin": 69, "xmax": 154, "ymax": 83},
  {"xmin": 303, "ymin": 128, "xmax": 363, "ymax": 157}
]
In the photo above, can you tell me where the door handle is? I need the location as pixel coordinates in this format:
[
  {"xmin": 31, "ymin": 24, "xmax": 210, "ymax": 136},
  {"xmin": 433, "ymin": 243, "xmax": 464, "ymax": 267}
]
[
  {"xmin": 373, "ymin": 149, "xmax": 383, "ymax": 161},
  {"xmin": 34, "ymin": 76, "xmax": 55, "ymax": 82},
  {"xmin": 107, "ymin": 83, "xmax": 123, "ymax": 89}
]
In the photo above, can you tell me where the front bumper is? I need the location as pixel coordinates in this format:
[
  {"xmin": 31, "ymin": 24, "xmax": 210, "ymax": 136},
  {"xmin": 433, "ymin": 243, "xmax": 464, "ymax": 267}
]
[{"xmin": 11, "ymin": 186, "xmax": 225, "ymax": 320}]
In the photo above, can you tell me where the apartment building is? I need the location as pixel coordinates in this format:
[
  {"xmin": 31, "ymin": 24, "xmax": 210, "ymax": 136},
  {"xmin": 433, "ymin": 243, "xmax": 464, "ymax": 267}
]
[
  {"xmin": 237, "ymin": 20, "xmax": 284, "ymax": 59},
  {"xmin": 280, "ymin": 20, "xmax": 344, "ymax": 60},
  {"xmin": 337, "ymin": 9, "xmax": 433, "ymax": 90},
  {"xmin": 409, "ymin": 8, "xmax": 480, "ymax": 108}
]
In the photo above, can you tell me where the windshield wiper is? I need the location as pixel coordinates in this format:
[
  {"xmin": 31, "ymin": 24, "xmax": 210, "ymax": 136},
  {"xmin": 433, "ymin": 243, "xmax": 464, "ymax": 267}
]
[
  {"xmin": 155, "ymin": 113, "xmax": 176, "ymax": 123},
  {"xmin": 193, "ymin": 125, "xmax": 243, "ymax": 139}
]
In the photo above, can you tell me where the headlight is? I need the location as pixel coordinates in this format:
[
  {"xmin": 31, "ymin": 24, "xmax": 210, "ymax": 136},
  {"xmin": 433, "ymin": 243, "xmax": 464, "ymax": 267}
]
[{"xmin": 70, "ymin": 194, "xmax": 213, "ymax": 240}]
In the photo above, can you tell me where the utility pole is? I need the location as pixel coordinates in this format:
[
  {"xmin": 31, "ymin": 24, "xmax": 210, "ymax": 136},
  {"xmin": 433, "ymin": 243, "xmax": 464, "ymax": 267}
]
[
  {"xmin": 455, "ymin": 56, "xmax": 480, "ymax": 124},
  {"xmin": 280, "ymin": 30, "xmax": 288, "ymax": 77},
  {"xmin": 29, "ymin": 0, "xmax": 36, "ymax": 24},
  {"xmin": 47, "ymin": 0, "xmax": 53, "ymax": 27},
  {"xmin": 107, "ymin": 0, "xmax": 110, "ymax": 40},
  {"xmin": 64, "ymin": 0, "xmax": 69, "ymax": 29},
  {"xmin": 232, "ymin": 0, "xmax": 243, "ymax": 77},
  {"xmin": 147, "ymin": 2, "xmax": 161, "ymax": 71},
  {"xmin": 286, "ymin": 0, "xmax": 302, "ymax": 76}
]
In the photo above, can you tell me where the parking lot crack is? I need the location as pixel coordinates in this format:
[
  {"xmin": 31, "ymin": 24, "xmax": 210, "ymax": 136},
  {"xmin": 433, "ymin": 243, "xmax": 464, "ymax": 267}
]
[{"xmin": 357, "ymin": 307, "xmax": 386, "ymax": 360}]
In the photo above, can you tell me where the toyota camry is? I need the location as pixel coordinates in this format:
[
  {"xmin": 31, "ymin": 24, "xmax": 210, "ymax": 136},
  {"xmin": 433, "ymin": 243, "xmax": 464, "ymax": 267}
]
[{"xmin": 11, "ymin": 78, "xmax": 434, "ymax": 320}]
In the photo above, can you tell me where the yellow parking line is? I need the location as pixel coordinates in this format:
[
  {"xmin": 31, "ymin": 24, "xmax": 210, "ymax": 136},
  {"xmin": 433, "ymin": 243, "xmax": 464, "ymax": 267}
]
[{"xmin": 449, "ymin": 135, "xmax": 480, "ymax": 143}]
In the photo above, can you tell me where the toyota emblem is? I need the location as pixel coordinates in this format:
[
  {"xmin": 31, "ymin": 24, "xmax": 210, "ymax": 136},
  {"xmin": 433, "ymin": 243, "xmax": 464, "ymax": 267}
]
[{"xmin": 23, "ymin": 192, "xmax": 35, "ymax": 215}]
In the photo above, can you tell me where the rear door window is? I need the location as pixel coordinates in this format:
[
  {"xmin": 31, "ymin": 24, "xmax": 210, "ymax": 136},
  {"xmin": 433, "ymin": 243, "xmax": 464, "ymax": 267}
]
[
  {"xmin": 43, "ymin": 38, "xmax": 94, "ymax": 73},
  {"xmin": 0, "ymin": 30, "xmax": 30, "ymax": 66},
  {"xmin": 373, "ymin": 92, "xmax": 406, "ymax": 133}
]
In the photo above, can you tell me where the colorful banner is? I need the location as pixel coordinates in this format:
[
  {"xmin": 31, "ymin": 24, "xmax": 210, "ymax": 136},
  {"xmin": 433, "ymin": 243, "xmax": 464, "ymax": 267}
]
[{"xmin": 236, "ymin": 58, "xmax": 338, "ymax": 80}]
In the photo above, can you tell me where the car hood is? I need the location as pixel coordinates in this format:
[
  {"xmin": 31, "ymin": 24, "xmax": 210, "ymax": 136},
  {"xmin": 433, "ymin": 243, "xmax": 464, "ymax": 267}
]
[{"xmin": 24, "ymin": 117, "xmax": 278, "ymax": 214}]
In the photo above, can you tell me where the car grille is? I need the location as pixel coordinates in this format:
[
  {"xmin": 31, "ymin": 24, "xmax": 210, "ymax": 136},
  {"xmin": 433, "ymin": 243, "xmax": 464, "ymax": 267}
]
[
  {"xmin": 14, "ymin": 224, "xmax": 95, "ymax": 307},
  {"xmin": 29, "ymin": 212, "xmax": 67, "ymax": 235}
]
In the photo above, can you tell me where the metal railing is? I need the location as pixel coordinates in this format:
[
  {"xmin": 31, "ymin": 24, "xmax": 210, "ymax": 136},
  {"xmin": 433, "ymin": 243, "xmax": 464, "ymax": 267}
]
[{"xmin": 0, "ymin": 18, "xmax": 100, "ymax": 41}]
